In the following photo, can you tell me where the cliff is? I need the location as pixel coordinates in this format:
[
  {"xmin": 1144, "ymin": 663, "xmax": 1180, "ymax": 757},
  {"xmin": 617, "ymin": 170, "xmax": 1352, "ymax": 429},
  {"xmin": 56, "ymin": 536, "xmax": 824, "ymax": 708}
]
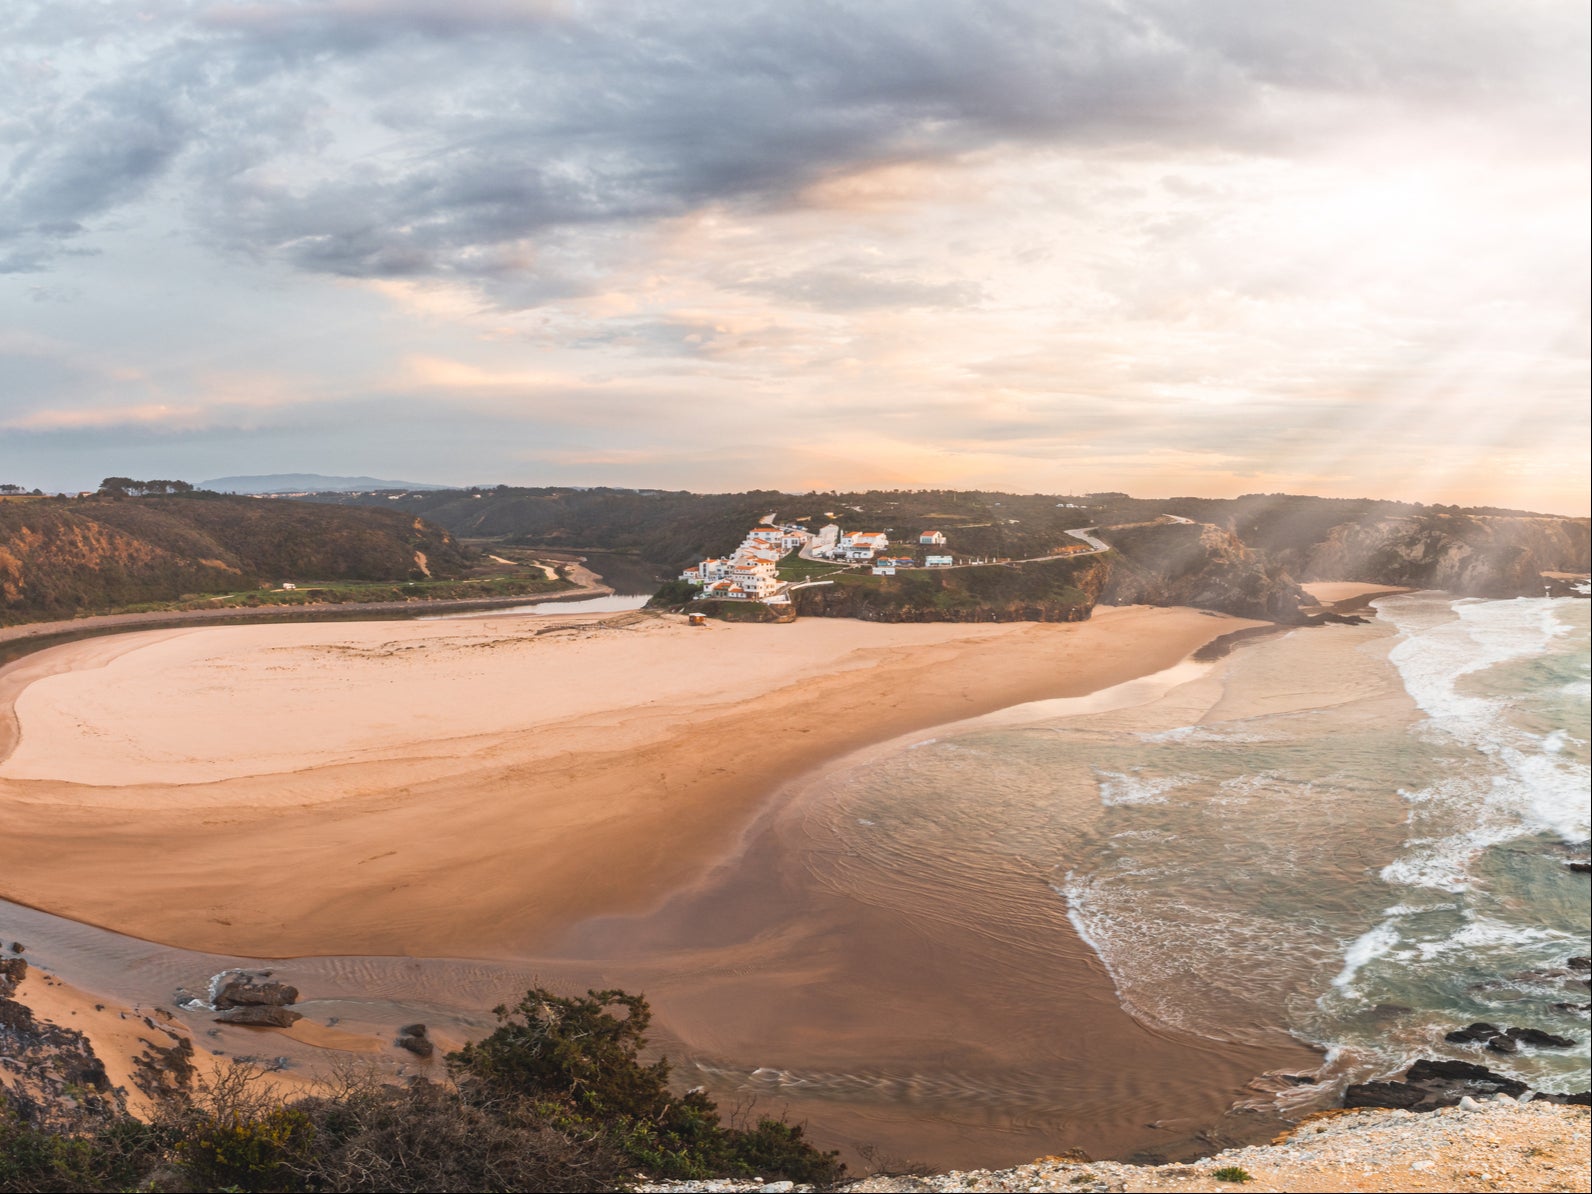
[
  {"xmin": 0, "ymin": 494, "xmax": 473, "ymax": 624},
  {"xmin": 1296, "ymin": 513, "xmax": 1591, "ymax": 598},
  {"xmin": 791, "ymin": 554, "xmax": 1109, "ymax": 622},
  {"xmin": 1098, "ymin": 522, "xmax": 1310, "ymax": 622}
]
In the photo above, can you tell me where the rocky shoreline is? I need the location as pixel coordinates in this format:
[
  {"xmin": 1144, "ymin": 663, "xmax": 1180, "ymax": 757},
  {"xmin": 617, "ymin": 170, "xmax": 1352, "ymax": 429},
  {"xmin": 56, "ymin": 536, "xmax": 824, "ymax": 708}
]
[{"xmin": 638, "ymin": 1101, "xmax": 1590, "ymax": 1192}]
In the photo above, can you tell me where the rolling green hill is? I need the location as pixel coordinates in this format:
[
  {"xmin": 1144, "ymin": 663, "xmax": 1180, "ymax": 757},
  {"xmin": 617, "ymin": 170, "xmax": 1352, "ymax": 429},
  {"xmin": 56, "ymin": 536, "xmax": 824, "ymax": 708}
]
[
  {"xmin": 0, "ymin": 493, "xmax": 476, "ymax": 625},
  {"xmin": 313, "ymin": 485, "xmax": 1589, "ymax": 619}
]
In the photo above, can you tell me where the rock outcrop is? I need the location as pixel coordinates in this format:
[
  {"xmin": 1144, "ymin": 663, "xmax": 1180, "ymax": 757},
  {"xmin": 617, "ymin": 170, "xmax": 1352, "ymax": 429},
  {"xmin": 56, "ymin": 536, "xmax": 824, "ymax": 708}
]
[
  {"xmin": 0, "ymin": 962, "xmax": 126, "ymax": 1128},
  {"xmin": 210, "ymin": 973, "xmax": 303, "ymax": 1028},
  {"xmin": 1343, "ymin": 1057, "xmax": 1590, "ymax": 1112},
  {"xmin": 1298, "ymin": 513, "xmax": 1590, "ymax": 598},
  {"xmin": 1098, "ymin": 522, "xmax": 1309, "ymax": 622},
  {"xmin": 216, "ymin": 1005, "xmax": 303, "ymax": 1027},
  {"xmin": 213, "ymin": 978, "xmax": 299, "ymax": 1008},
  {"xmin": 395, "ymin": 1022, "xmax": 435, "ymax": 1058}
]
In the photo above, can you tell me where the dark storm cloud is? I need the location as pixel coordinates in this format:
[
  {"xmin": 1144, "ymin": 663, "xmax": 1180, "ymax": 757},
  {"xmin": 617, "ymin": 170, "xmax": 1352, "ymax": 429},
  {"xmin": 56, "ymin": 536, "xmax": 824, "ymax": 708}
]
[{"xmin": 2, "ymin": 0, "xmax": 1581, "ymax": 291}]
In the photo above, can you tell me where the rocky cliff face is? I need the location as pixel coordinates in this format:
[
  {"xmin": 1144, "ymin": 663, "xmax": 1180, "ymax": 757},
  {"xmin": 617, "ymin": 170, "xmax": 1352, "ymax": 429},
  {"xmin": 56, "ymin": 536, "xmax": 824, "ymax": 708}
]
[
  {"xmin": 1100, "ymin": 522, "xmax": 1310, "ymax": 622},
  {"xmin": 792, "ymin": 554, "xmax": 1110, "ymax": 622},
  {"xmin": 1300, "ymin": 514, "xmax": 1590, "ymax": 598}
]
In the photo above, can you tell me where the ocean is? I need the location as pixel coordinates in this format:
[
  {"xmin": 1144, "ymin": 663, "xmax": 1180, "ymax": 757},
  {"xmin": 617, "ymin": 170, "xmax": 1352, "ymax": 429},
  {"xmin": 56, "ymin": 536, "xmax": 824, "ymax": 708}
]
[{"xmin": 785, "ymin": 593, "xmax": 1591, "ymax": 1110}]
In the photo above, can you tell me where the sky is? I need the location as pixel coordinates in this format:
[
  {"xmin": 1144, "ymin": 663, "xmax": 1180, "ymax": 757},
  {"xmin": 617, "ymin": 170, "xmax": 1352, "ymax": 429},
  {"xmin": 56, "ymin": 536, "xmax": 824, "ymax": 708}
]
[{"xmin": 2, "ymin": 1, "xmax": 1588, "ymax": 513}]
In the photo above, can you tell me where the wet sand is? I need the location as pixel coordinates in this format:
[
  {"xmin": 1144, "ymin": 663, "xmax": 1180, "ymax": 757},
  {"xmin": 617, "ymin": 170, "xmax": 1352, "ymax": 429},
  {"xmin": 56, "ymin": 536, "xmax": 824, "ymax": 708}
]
[{"xmin": 0, "ymin": 599, "xmax": 1387, "ymax": 1168}]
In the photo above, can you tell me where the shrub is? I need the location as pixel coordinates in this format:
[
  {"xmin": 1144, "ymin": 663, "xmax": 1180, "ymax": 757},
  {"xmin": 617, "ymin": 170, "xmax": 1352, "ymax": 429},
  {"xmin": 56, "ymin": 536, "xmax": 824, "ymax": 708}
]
[
  {"xmin": 1212, "ymin": 1164, "xmax": 1254, "ymax": 1182},
  {"xmin": 0, "ymin": 988, "xmax": 843, "ymax": 1192},
  {"xmin": 174, "ymin": 1107, "xmax": 313, "ymax": 1192},
  {"xmin": 450, "ymin": 987, "xmax": 843, "ymax": 1184}
]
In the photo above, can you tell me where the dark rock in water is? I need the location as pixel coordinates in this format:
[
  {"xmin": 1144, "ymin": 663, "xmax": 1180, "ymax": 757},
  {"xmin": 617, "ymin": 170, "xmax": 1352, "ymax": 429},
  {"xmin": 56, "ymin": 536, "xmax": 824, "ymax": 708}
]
[
  {"xmin": 215, "ymin": 1005, "xmax": 302, "ymax": 1028},
  {"xmin": 1406, "ymin": 1059, "xmax": 1528, "ymax": 1092},
  {"xmin": 397, "ymin": 1022, "xmax": 428, "ymax": 1039},
  {"xmin": 1551, "ymin": 1002, "xmax": 1591, "ymax": 1013},
  {"xmin": 1486, "ymin": 1035, "xmax": 1519, "ymax": 1054},
  {"xmin": 1345, "ymin": 1057, "xmax": 1533, "ymax": 1112},
  {"xmin": 395, "ymin": 1033, "xmax": 435, "ymax": 1059},
  {"xmin": 1568, "ymin": 956, "xmax": 1591, "ymax": 970},
  {"xmin": 214, "ymin": 979, "xmax": 299, "ymax": 1009},
  {"xmin": 1444, "ymin": 1021, "xmax": 1502, "ymax": 1043},
  {"xmin": 1506, "ymin": 1026, "xmax": 1576, "ymax": 1048},
  {"xmin": 1344, "ymin": 1081, "xmax": 1426, "ymax": 1110},
  {"xmin": 1567, "ymin": 861, "xmax": 1591, "ymax": 874},
  {"xmin": 9, "ymin": 942, "xmax": 24, "ymax": 953}
]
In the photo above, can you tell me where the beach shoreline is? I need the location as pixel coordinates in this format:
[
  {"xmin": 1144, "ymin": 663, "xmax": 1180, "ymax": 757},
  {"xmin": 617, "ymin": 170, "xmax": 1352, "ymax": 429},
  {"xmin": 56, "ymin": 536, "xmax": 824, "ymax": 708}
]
[
  {"xmin": 0, "ymin": 588, "xmax": 1407, "ymax": 1169},
  {"xmin": 0, "ymin": 602, "xmax": 1280, "ymax": 958}
]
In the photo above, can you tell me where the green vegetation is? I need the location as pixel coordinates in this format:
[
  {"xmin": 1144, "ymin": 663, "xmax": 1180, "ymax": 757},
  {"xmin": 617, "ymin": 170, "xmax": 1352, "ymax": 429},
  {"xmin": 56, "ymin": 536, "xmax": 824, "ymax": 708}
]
[
  {"xmin": 775, "ymin": 550, "xmax": 844, "ymax": 582},
  {"xmin": 0, "ymin": 987, "xmax": 844, "ymax": 1193},
  {"xmin": 794, "ymin": 555, "xmax": 1105, "ymax": 622},
  {"xmin": 107, "ymin": 573, "xmax": 573, "ymax": 617},
  {"xmin": 644, "ymin": 579, "xmax": 699, "ymax": 609},
  {"xmin": 1212, "ymin": 1165, "xmax": 1254, "ymax": 1182},
  {"xmin": 0, "ymin": 490, "xmax": 486, "ymax": 625},
  {"xmin": 311, "ymin": 486, "xmax": 1116, "ymax": 573},
  {"xmin": 312, "ymin": 485, "xmax": 1587, "ymax": 600}
]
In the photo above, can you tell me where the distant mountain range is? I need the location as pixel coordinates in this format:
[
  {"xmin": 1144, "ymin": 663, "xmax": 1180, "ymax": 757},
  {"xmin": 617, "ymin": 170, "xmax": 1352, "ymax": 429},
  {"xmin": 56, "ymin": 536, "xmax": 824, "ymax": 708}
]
[{"xmin": 200, "ymin": 473, "xmax": 452, "ymax": 494}]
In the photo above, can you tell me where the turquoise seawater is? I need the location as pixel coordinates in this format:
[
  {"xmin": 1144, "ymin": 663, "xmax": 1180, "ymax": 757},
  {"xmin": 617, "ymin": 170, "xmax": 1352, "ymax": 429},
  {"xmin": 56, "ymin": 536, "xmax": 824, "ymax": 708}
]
[{"xmin": 795, "ymin": 595, "xmax": 1590, "ymax": 1105}]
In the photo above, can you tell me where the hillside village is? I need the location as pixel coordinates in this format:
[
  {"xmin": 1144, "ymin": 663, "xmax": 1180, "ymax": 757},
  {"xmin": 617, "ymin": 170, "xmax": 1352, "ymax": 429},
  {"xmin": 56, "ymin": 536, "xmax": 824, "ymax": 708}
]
[{"xmin": 675, "ymin": 519, "xmax": 1062, "ymax": 602}]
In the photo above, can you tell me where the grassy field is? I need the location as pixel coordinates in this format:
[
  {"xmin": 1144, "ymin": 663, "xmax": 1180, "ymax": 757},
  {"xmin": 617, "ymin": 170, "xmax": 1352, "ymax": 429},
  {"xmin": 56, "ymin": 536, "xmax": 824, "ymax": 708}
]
[
  {"xmin": 107, "ymin": 572, "xmax": 576, "ymax": 616},
  {"xmin": 775, "ymin": 551, "xmax": 846, "ymax": 582}
]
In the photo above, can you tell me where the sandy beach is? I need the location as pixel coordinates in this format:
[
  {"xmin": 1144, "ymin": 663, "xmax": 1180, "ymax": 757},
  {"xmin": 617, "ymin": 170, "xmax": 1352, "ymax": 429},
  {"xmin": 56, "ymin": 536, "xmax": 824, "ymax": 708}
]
[
  {"xmin": 0, "ymin": 604, "xmax": 1265, "ymax": 959},
  {"xmin": 0, "ymin": 597, "xmax": 1421, "ymax": 1168}
]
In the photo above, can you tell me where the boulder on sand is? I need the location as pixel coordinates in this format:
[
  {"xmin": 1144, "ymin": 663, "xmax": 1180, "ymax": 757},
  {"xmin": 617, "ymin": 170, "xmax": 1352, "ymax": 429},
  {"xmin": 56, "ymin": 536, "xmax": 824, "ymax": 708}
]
[
  {"xmin": 213, "ymin": 979, "xmax": 299, "ymax": 1009},
  {"xmin": 216, "ymin": 1005, "xmax": 303, "ymax": 1028}
]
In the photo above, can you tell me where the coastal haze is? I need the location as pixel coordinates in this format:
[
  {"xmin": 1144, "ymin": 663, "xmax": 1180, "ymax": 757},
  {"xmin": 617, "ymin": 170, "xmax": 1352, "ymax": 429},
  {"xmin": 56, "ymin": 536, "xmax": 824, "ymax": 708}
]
[{"xmin": 1, "ymin": 2, "xmax": 1589, "ymax": 1191}]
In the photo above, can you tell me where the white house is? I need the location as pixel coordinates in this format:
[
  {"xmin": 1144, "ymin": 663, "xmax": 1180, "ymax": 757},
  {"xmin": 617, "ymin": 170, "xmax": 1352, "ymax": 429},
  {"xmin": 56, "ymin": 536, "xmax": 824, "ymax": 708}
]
[
  {"xmin": 872, "ymin": 565, "xmax": 896, "ymax": 575},
  {"xmin": 917, "ymin": 530, "xmax": 947, "ymax": 546},
  {"xmin": 681, "ymin": 556, "xmax": 735, "ymax": 585},
  {"xmin": 925, "ymin": 554, "xmax": 953, "ymax": 567},
  {"xmin": 841, "ymin": 531, "xmax": 889, "ymax": 552}
]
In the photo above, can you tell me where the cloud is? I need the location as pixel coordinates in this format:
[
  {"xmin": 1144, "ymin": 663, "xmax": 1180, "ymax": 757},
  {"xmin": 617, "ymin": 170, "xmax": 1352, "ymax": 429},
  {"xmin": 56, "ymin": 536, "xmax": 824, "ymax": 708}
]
[
  {"xmin": 4, "ymin": 1, "xmax": 1584, "ymax": 289},
  {"xmin": 4, "ymin": 402, "xmax": 209, "ymax": 432}
]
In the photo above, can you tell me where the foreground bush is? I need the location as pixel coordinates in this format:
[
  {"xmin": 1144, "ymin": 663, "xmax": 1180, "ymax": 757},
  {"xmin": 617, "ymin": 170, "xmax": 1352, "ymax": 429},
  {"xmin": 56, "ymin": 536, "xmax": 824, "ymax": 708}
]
[
  {"xmin": 0, "ymin": 987, "xmax": 844, "ymax": 1193},
  {"xmin": 454, "ymin": 988, "xmax": 842, "ymax": 1184}
]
